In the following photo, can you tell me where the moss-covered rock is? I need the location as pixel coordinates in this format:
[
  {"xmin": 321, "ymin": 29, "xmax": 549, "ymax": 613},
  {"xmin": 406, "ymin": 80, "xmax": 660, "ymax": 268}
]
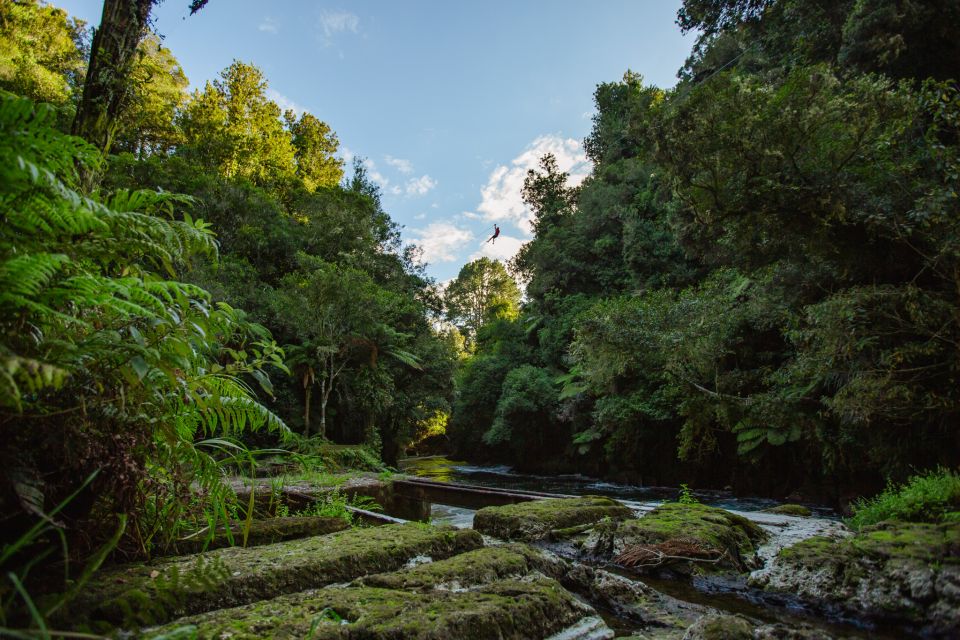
[
  {"xmin": 360, "ymin": 546, "xmax": 534, "ymax": 592},
  {"xmin": 142, "ymin": 576, "xmax": 595, "ymax": 639},
  {"xmin": 761, "ymin": 504, "xmax": 812, "ymax": 517},
  {"xmin": 590, "ymin": 503, "xmax": 769, "ymax": 574},
  {"xmin": 681, "ymin": 614, "xmax": 753, "ymax": 640},
  {"xmin": 680, "ymin": 614, "xmax": 832, "ymax": 640},
  {"xmin": 472, "ymin": 496, "xmax": 634, "ymax": 541},
  {"xmin": 52, "ymin": 523, "xmax": 481, "ymax": 631},
  {"xmin": 750, "ymin": 521, "xmax": 960, "ymax": 635},
  {"xmin": 365, "ymin": 542, "xmax": 705, "ymax": 636},
  {"xmin": 174, "ymin": 516, "xmax": 350, "ymax": 554}
]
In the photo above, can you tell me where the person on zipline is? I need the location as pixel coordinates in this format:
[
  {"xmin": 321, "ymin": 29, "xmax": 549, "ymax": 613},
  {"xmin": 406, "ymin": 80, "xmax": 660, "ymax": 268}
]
[{"xmin": 486, "ymin": 224, "xmax": 500, "ymax": 244}]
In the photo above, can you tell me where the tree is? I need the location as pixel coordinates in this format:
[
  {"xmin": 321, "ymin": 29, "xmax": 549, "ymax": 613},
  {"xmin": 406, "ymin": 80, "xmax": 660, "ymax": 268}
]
[
  {"xmin": 72, "ymin": 0, "xmax": 153, "ymax": 155},
  {"xmin": 0, "ymin": 0, "xmax": 87, "ymax": 105},
  {"xmin": 444, "ymin": 257, "xmax": 521, "ymax": 342},
  {"xmin": 286, "ymin": 111, "xmax": 343, "ymax": 191},
  {"xmin": 178, "ymin": 61, "xmax": 297, "ymax": 185},
  {"xmin": 113, "ymin": 32, "xmax": 189, "ymax": 156}
]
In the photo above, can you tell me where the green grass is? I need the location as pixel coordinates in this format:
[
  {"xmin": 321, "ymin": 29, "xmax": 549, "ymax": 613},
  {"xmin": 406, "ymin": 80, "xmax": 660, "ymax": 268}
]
[{"xmin": 848, "ymin": 468, "xmax": 960, "ymax": 530}]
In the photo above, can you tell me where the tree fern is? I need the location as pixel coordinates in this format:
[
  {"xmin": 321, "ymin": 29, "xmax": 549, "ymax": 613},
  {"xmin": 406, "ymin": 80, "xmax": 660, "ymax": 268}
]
[{"xmin": 0, "ymin": 90, "xmax": 288, "ymax": 563}]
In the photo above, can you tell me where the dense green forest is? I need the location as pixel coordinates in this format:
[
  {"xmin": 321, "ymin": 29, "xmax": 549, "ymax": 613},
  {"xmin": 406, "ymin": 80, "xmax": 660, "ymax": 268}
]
[
  {"xmin": 1, "ymin": 0, "xmax": 959, "ymax": 633},
  {"xmin": 449, "ymin": 0, "xmax": 960, "ymax": 499},
  {"xmin": 1, "ymin": 0, "xmax": 457, "ymax": 566}
]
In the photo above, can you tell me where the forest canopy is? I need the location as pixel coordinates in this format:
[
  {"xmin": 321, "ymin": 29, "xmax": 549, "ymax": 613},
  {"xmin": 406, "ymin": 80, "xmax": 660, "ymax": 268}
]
[{"xmin": 449, "ymin": 0, "xmax": 960, "ymax": 497}]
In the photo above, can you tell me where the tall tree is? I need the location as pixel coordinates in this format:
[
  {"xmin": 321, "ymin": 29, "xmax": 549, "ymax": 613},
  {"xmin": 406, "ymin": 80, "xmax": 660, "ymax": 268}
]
[
  {"xmin": 286, "ymin": 111, "xmax": 343, "ymax": 191},
  {"xmin": 113, "ymin": 32, "xmax": 189, "ymax": 156},
  {"xmin": 178, "ymin": 61, "xmax": 297, "ymax": 185},
  {"xmin": 71, "ymin": 0, "xmax": 152, "ymax": 155},
  {"xmin": 444, "ymin": 258, "xmax": 521, "ymax": 341},
  {"xmin": 72, "ymin": 0, "xmax": 206, "ymax": 158},
  {"xmin": 0, "ymin": 0, "xmax": 87, "ymax": 105}
]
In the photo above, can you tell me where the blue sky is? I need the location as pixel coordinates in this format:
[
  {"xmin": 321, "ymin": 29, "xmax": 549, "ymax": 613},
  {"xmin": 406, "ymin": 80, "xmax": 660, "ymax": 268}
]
[{"xmin": 57, "ymin": 1, "xmax": 693, "ymax": 282}]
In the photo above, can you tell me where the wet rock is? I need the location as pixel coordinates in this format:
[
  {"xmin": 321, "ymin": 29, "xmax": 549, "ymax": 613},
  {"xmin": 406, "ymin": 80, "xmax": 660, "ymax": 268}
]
[
  {"xmin": 681, "ymin": 614, "xmax": 832, "ymax": 640},
  {"xmin": 750, "ymin": 521, "xmax": 960, "ymax": 635},
  {"xmin": 761, "ymin": 504, "xmax": 812, "ymax": 517},
  {"xmin": 473, "ymin": 496, "xmax": 634, "ymax": 542},
  {"xmin": 142, "ymin": 576, "xmax": 599, "ymax": 639},
  {"xmin": 589, "ymin": 503, "xmax": 769, "ymax": 575},
  {"xmin": 583, "ymin": 567, "xmax": 710, "ymax": 634},
  {"xmin": 52, "ymin": 523, "xmax": 481, "ymax": 631},
  {"xmin": 682, "ymin": 615, "xmax": 753, "ymax": 640},
  {"xmin": 359, "ymin": 546, "xmax": 537, "ymax": 592}
]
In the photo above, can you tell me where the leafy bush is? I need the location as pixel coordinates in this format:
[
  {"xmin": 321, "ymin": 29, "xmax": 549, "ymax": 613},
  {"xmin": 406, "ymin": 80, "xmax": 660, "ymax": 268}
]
[
  {"xmin": 0, "ymin": 91, "xmax": 287, "ymax": 563},
  {"xmin": 848, "ymin": 468, "xmax": 960, "ymax": 530}
]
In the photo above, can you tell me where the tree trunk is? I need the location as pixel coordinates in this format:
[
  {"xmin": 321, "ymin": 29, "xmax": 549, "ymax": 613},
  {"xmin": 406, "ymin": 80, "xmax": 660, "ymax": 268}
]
[
  {"xmin": 73, "ymin": 0, "xmax": 153, "ymax": 164},
  {"xmin": 303, "ymin": 384, "xmax": 311, "ymax": 437},
  {"xmin": 319, "ymin": 384, "xmax": 328, "ymax": 440}
]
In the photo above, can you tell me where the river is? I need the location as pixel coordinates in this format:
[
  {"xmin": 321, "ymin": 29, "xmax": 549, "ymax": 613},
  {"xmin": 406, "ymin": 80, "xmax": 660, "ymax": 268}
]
[{"xmin": 398, "ymin": 456, "xmax": 905, "ymax": 639}]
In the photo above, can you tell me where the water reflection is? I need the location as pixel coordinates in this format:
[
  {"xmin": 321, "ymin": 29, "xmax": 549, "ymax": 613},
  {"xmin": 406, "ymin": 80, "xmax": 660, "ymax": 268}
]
[{"xmin": 399, "ymin": 456, "xmax": 836, "ymax": 517}]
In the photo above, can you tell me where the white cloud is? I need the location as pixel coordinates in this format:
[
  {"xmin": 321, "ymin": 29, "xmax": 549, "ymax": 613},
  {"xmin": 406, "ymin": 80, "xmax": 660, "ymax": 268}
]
[
  {"xmin": 405, "ymin": 175, "xmax": 437, "ymax": 197},
  {"xmin": 385, "ymin": 155, "xmax": 414, "ymax": 174},
  {"xmin": 361, "ymin": 158, "xmax": 391, "ymax": 190},
  {"xmin": 470, "ymin": 234, "xmax": 526, "ymax": 263},
  {"xmin": 266, "ymin": 88, "xmax": 305, "ymax": 117},
  {"xmin": 319, "ymin": 10, "xmax": 360, "ymax": 39},
  {"xmin": 409, "ymin": 222, "xmax": 475, "ymax": 264},
  {"xmin": 258, "ymin": 17, "xmax": 278, "ymax": 34},
  {"xmin": 476, "ymin": 134, "xmax": 591, "ymax": 236}
]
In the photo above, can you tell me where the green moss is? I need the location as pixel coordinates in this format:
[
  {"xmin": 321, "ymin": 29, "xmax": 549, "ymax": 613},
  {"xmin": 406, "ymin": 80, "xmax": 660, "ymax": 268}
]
[
  {"xmin": 762, "ymin": 521, "xmax": 960, "ymax": 630},
  {"xmin": 174, "ymin": 516, "xmax": 350, "ymax": 555},
  {"xmin": 780, "ymin": 521, "xmax": 959, "ymax": 566},
  {"xmin": 53, "ymin": 523, "xmax": 482, "ymax": 631},
  {"xmin": 602, "ymin": 503, "xmax": 768, "ymax": 573},
  {"xmin": 761, "ymin": 504, "xmax": 812, "ymax": 517},
  {"xmin": 361, "ymin": 546, "xmax": 534, "ymax": 591},
  {"xmin": 472, "ymin": 496, "xmax": 633, "ymax": 541},
  {"xmin": 142, "ymin": 577, "xmax": 591, "ymax": 639}
]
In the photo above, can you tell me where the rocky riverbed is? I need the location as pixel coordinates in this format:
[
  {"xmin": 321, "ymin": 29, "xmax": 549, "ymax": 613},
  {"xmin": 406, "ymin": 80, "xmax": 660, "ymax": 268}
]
[{"xmin": 51, "ymin": 482, "xmax": 957, "ymax": 638}]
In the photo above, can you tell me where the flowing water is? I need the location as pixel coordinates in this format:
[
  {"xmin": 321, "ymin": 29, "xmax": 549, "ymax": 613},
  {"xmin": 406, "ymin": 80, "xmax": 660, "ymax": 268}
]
[{"xmin": 398, "ymin": 456, "xmax": 906, "ymax": 639}]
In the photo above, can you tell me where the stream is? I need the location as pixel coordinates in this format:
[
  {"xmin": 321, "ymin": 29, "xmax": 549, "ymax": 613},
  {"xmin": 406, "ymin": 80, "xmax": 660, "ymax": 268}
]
[{"xmin": 398, "ymin": 456, "xmax": 904, "ymax": 639}]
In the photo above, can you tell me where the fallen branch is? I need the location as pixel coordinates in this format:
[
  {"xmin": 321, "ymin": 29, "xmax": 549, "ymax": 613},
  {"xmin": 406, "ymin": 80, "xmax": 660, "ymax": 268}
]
[{"xmin": 614, "ymin": 538, "xmax": 728, "ymax": 569}]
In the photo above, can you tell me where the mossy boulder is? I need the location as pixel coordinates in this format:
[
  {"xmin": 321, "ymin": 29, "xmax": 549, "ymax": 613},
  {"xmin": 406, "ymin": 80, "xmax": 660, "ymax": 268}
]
[
  {"xmin": 364, "ymin": 542, "xmax": 705, "ymax": 636},
  {"xmin": 174, "ymin": 516, "xmax": 350, "ymax": 554},
  {"xmin": 142, "ymin": 576, "xmax": 596, "ymax": 639},
  {"xmin": 590, "ymin": 503, "xmax": 769, "ymax": 574},
  {"xmin": 52, "ymin": 523, "xmax": 481, "ymax": 631},
  {"xmin": 681, "ymin": 614, "xmax": 832, "ymax": 640},
  {"xmin": 359, "ymin": 546, "xmax": 537, "ymax": 592},
  {"xmin": 750, "ymin": 521, "xmax": 960, "ymax": 635},
  {"xmin": 472, "ymin": 496, "xmax": 633, "ymax": 541},
  {"xmin": 761, "ymin": 504, "xmax": 812, "ymax": 517}
]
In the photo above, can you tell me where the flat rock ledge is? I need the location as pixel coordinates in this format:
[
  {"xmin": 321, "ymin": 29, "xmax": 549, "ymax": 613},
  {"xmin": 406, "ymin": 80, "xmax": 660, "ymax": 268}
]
[
  {"xmin": 52, "ymin": 523, "xmax": 481, "ymax": 631},
  {"xmin": 143, "ymin": 545, "xmax": 607, "ymax": 640},
  {"xmin": 173, "ymin": 515, "xmax": 350, "ymax": 555},
  {"xmin": 472, "ymin": 496, "xmax": 634, "ymax": 541},
  {"xmin": 142, "ymin": 577, "xmax": 594, "ymax": 640},
  {"xmin": 749, "ymin": 520, "xmax": 960, "ymax": 636}
]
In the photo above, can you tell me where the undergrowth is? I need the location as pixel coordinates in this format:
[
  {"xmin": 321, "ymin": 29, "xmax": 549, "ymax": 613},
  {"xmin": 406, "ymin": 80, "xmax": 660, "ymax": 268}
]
[{"xmin": 848, "ymin": 468, "xmax": 960, "ymax": 530}]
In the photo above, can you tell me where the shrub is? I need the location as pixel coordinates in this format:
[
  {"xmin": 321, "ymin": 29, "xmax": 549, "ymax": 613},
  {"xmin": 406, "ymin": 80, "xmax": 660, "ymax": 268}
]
[{"xmin": 848, "ymin": 468, "xmax": 960, "ymax": 530}]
